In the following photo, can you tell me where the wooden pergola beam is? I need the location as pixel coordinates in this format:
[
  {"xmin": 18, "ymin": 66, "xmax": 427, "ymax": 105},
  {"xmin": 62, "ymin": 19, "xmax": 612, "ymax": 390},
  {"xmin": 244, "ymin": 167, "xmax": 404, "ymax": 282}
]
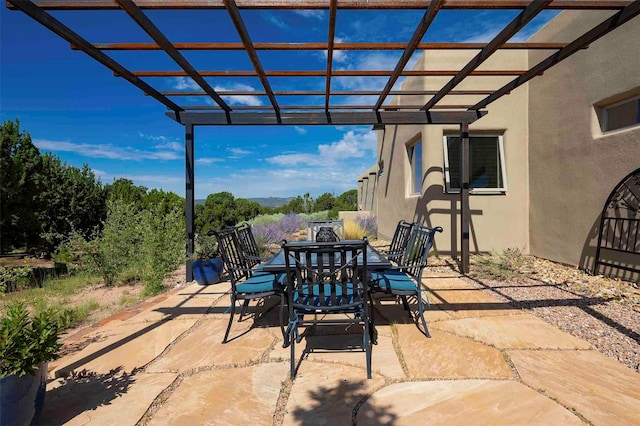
[
  {"xmin": 5, "ymin": 0, "xmax": 182, "ymax": 112},
  {"xmin": 471, "ymin": 0, "xmax": 640, "ymax": 110},
  {"xmin": 374, "ymin": 0, "xmax": 445, "ymax": 110},
  {"xmin": 158, "ymin": 89, "xmax": 495, "ymax": 96},
  {"xmin": 133, "ymin": 69, "xmax": 528, "ymax": 77},
  {"xmin": 82, "ymin": 42, "xmax": 572, "ymax": 51},
  {"xmin": 16, "ymin": 1, "xmax": 634, "ymax": 11},
  {"xmin": 179, "ymin": 104, "xmax": 474, "ymax": 110},
  {"xmin": 324, "ymin": 0, "xmax": 337, "ymax": 111},
  {"xmin": 166, "ymin": 110, "xmax": 488, "ymax": 126},
  {"xmin": 422, "ymin": 0, "xmax": 553, "ymax": 110},
  {"xmin": 115, "ymin": 0, "xmax": 231, "ymax": 111},
  {"xmin": 224, "ymin": 0, "xmax": 279, "ymax": 115}
]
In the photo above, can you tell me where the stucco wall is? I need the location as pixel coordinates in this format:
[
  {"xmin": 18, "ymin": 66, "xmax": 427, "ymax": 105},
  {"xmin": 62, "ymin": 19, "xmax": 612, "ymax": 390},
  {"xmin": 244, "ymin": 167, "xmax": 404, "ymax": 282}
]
[
  {"xmin": 528, "ymin": 11, "xmax": 640, "ymax": 278},
  {"xmin": 375, "ymin": 50, "xmax": 530, "ymax": 256}
]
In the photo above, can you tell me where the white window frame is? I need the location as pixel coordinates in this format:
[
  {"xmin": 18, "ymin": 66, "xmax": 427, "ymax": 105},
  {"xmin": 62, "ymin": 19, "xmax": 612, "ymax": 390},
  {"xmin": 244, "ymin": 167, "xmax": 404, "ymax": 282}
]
[
  {"xmin": 442, "ymin": 134, "xmax": 508, "ymax": 194},
  {"xmin": 601, "ymin": 94, "xmax": 640, "ymax": 133},
  {"xmin": 407, "ymin": 137, "xmax": 422, "ymax": 196}
]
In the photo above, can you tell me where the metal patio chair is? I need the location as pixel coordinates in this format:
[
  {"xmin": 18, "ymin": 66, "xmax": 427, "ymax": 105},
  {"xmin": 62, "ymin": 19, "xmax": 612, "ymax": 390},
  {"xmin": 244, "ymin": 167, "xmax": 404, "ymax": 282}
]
[
  {"xmin": 234, "ymin": 222, "xmax": 271, "ymax": 270},
  {"xmin": 212, "ymin": 227, "xmax": 286, "ymax": 343},
  {"xmin": 378, "ymin": 220, "xmax": 414, "ymax": 265},
  {"xmin": 371, "ymin": 224, "xmax": 443, "ymax": 337},
  {"xmin": 306, "ymin": 219, "xmax": 345, "ymax": 241},
  {"xmin": 282, "ymin": 238, "xmax": 372, "ymax": 379}
]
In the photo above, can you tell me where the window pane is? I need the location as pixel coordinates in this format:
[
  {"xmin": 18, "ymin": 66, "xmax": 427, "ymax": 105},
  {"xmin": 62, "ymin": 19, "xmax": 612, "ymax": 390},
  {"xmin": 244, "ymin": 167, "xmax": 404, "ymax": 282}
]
[
  {"xmin": 605, "ymin": 98, "xmax": 640, "ymax": 131},
  {"xmin": 413, "ymin": 141, "xmax": 422, "ymax": 193},
  {"xmin": 446, "ymin": 136, "xmax": 502, "ymax": 191}
]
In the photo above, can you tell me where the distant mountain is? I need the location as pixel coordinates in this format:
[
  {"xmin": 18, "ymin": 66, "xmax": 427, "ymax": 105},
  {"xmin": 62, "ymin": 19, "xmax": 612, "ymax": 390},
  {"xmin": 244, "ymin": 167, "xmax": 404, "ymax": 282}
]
[
  {"xmin": 195, "ymin": 197, "xmax": 294, "ymax": 208},
  {"xmin": 247, "ymin": 197, "xmax": 294, "ymax": 207}
]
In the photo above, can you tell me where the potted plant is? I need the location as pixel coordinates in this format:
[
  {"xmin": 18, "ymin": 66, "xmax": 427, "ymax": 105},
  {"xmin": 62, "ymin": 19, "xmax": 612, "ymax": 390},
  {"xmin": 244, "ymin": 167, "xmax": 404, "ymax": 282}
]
[
  {"xmin": 192, "ymin": 233, "xmax": 224, "ymax": 285},
  {"xmin": 1, "ymin": 302, "xmax": 62, "ymax": 425}
]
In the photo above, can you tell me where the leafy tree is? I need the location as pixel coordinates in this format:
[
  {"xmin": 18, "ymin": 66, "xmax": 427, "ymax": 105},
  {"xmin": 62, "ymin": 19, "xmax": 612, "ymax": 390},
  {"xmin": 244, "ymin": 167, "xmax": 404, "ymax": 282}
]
[
  {"xmin": 336, "ymin": 189, "xmax": 358, "ymax": 210},
  {"xmin": 283, "ymin": 196, "xmax": 304, "ymax": 214},
  {"xmin": 235, "ymin": 198, "xmax": 263, "ymax": 223},
  {"xmin": 104, "ymin": 178, "xmax": 147, "ymax": 206},
  {"xmin": 142, "ymin": 188, "xmax": 184, "ymax": 216},
  {"xmin": 38, "ymin": 154, "xmax": 106, "ymax": 253},
  {"xmin": 313, "ymin": 192, "xmax": 335, "ymax": 212},
  {"xmin": 0, "ymin": 120, "xmax": 43, "ymax": 253},
  {"xmin": 196, "ymin": 191, "xmax": 238, "ymax": 233}
]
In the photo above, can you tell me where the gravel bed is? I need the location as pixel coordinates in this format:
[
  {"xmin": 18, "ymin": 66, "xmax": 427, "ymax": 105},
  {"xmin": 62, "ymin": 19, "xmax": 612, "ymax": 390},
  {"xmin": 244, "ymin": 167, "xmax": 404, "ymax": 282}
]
[{"xmin": 428, "ymin": 255, "xmax": 640, "ymax": 372}]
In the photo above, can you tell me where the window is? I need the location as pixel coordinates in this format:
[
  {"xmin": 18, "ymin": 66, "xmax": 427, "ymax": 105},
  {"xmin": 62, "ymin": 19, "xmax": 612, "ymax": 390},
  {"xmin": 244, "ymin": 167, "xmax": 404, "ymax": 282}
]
[
  {"xmin": 407, "ymin": 140, "xmax": 422, "ymax": 194},
  {"xmin": 443, "ymin": 135, "xmax": 507, "ymax": 193},
  {"xmin": 600, "ymin": 95, "xmax": 640, "ymax": 132}
]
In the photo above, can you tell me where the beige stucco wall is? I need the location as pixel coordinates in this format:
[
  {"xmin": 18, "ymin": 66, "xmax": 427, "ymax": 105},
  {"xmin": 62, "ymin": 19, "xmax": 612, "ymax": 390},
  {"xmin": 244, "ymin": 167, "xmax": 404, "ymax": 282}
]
[
  {"xmin": 375, "ymin": 50, "xmax": 531, "ymax": 256},
  {"xmin": 527, "ymin": 11, "xmax": 640, "ymax": 279}
]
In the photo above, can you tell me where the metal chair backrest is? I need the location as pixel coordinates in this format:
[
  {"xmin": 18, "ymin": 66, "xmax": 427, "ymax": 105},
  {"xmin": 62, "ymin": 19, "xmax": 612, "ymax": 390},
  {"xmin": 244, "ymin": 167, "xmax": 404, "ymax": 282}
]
[
  {"xmin": 234, "ymin": 222, "xmax": 261, "ymax": 268},
  {"xmin": 307, "ymin": 219, "xmax": 345, "ymax": 241},
  {"xmin": 400, "ymin": 224, "xmax": 443, "ymax": 280},
  {"xmin": 388, "ymin": 220, "xmax": 414, "ymax": 263},
  {"xmin": 315, "ymin": 226, "xmax": 341, "ymax": 242},
  {"xmin": 212, "ymin": 227, "xmax": 252, "ymax": 284},
  {"xmin": 283, "ymin": 239, "xmax": 368, "ymax": 312}
]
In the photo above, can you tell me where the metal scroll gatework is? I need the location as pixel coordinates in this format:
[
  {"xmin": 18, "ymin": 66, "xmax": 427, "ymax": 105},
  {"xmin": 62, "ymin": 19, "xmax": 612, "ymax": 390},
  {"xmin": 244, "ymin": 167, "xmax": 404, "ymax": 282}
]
[{"xmin": 594, "ymin": 168, "xmax": 640, "ymax": 278}]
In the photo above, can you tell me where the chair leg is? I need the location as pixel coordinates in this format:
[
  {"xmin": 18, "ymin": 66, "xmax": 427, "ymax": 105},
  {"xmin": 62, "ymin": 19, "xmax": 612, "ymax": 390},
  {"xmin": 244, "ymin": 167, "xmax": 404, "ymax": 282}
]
[
  {"xmin": 290, "ymin": 321, "xmax": 297, "ymax": 380},
  {"xmin": 278, "ymin": 294, "xmax": 286, "ymax": 343},
  {"xmin": 364, "ymin": 316, "xmax": 372, "ymax": 379},
  {"xmin": 223, "ymin": 296, "xmax": 236, "ymax": 343},
  {"xmin": 239, "ymin": 299, "xmax": 250, "ymax": 321},
  {"xmin": 417, "ymin": 293, "xmax": 430, "ymax": 338},
  {"xmin": 400, "ymin": 295, "xmax": 410, "ymax": 311}
]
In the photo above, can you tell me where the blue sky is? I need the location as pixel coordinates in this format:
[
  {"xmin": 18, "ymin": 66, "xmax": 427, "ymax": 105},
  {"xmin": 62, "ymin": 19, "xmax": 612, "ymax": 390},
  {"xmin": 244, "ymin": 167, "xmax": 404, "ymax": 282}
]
[{"xmin": 0, "ymin": 5, "xmax": 557, "ymax": 199}]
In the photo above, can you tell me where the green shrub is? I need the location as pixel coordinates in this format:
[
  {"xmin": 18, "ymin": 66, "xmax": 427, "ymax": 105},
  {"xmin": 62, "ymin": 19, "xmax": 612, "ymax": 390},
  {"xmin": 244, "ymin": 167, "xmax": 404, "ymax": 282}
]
[
  {"xmin": 248, "ymin": 213, "xmax": 284, "ymax": 226},
  {"xmin": 0, "ymin": 266, "xmax": 33, "ymax": 294},
  {"xmin": 0, "ymin": 302, "xmax": 62, "ymax": 377}
]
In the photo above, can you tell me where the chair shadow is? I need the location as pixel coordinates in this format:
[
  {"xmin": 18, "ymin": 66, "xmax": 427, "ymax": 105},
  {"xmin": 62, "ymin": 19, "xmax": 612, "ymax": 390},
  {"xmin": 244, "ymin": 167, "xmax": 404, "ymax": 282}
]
[
  {"xmin": 289, "ymin": 378, "xmax": 397, "ymax": 426},
  {"xmin": 35, "ymin": 367, "xmax": 139, "ymax": 425}
]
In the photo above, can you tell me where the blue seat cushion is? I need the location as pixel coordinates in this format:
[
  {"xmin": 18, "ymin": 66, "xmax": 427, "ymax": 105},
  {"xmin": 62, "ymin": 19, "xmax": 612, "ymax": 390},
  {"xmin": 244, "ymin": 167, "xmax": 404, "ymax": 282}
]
[
  {"xmin": 371, "ymin": 270, "xmax": 418, "ymax": 292},
  {"xmin": 293, "ymin": 282, "xmax": 361, "ymax": 308},
  {"xmin": 236, "ymin": 272, "xmax": 279, "ymax": 294}
]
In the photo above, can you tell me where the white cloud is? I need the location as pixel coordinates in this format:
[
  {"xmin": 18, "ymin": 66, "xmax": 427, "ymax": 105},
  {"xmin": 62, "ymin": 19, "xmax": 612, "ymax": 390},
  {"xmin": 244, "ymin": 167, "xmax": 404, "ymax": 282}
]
[
  {"xmin": 263, "ymin": 12, "xmax": 289, "ymax": 30},
  {"xmin": 294, "ymin": 126, "xmax": 308, "ymax": 135},
  {"xmin": 172, "ymin": 78, "xmax": 263, "ymax": 107},
  {"xmin": 294, "ymin": 10, "xmax": 325, "ymax": 20},
  {"xmin": 267, "ymin": 129, "xmax": 376, "ymax": 167},
  {"xmin": 227, "ymin": 147, "xmax": 252, "ymax": 159},
  {"xmin": 213, "ymin": 83, "xmax": 263, "ymax": 107},
  {"xmin": 196, "ymin": 157, "xmax": 225, "ymax": 165},
  {"xmin": 33, "ymin": 139, "xmax": 181, "ymax": 161}
]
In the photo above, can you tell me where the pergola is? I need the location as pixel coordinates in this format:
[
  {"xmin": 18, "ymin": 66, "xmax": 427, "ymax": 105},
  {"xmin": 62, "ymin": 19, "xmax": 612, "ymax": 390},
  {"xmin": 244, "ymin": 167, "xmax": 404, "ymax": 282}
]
[{"xmin": 7, "ymin": 0, "xmax": 639, "ymax": 280}]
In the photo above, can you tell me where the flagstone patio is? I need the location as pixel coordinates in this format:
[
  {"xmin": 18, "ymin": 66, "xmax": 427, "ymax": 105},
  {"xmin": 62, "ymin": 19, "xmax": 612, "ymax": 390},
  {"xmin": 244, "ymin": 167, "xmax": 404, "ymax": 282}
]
[{"xmin": 38, "ymin": 270, "xmax": 640, "ymax": 425}]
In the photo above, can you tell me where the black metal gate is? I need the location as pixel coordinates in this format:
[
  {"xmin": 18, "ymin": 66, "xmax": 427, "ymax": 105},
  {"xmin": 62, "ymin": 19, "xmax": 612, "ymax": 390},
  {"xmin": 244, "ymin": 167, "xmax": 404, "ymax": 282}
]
[{"xmin": 594, "ymin": 168, "xmax": 640, "ymax": 280}]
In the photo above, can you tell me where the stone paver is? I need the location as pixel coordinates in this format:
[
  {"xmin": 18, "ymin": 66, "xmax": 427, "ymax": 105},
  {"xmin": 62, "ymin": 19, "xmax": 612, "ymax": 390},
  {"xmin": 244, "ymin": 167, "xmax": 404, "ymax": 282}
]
[
  {"xmin": 283, "ymin": 362, "xmax": 386, "ymax": 425},
  {"xmin": 357, "ymin": 380, "xmax": 584, "ymax": 425},
  {"xmin": 38, "ymin": 274, "xmax": 640, "ymax": 425},
  {"xmin": 39, "ymin": 371, "xmax": 176, "ymax": 425},
  {"xmin": 509, "ymin": 349, "xmax": 640, "ymax": 425},
  {"xmin": 150, "ymin": 363, "xmax": 288, "ymax": 426},
  {"xmin": 396, "ymin": 325, "xmax": 512, "ymax": 379},
  {"xmin": 429, "ymin": 287, "xmax": 521, "ymax": 318},
  {"xmin": 53, "ymin": 319, "xmax": 197, "ymax": 377},
  {"xmin": 124, "ymin": 293, "xmax": 219, "ymax": 323},
  {"xmin": 432, "ymin": 314, "xmax": 593, "ymax": 349},
  {"xmin": 148, "ymin": 319, "xmax": 277, "ymax": 372}
]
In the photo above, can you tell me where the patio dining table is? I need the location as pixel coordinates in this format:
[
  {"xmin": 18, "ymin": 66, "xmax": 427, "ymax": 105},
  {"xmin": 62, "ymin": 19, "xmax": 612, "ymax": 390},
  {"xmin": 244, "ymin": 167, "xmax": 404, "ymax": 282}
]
[{"xmin": 260, "ymin": 239, "xmax": 392, "ymax": 274}]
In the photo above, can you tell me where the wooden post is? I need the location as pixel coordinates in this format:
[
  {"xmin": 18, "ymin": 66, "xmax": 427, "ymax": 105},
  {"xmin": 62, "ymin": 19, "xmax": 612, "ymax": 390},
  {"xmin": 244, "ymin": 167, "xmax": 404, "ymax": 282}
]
[
  {"xmin": 185, "ymin": 122, "xmax": 195, "ymax": 282},
  {"xmin": 460, "ymin": 122, "xmax": 470, "ymax": 274}
]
